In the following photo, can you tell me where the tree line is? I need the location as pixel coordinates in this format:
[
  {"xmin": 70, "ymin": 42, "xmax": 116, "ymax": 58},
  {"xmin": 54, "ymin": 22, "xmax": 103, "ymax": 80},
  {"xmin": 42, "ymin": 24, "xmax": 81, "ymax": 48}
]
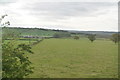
[{"xmin": 53, "ymin": 32, "xmax": 120, "ymax": 43}]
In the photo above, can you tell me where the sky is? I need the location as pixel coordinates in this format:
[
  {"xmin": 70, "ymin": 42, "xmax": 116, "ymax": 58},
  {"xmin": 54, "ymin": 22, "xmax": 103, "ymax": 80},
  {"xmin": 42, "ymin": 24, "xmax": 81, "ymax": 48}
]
[{"xmin": 0, "ymin": 0, "xmax": 119, "ymax": 31}]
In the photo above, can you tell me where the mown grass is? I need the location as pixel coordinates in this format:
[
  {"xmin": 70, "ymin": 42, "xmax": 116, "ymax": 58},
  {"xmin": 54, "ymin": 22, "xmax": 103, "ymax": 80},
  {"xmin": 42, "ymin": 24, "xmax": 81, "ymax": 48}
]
[{"xmin": 27, "ymin": 38, "xmax": 118, "ymax": 78}]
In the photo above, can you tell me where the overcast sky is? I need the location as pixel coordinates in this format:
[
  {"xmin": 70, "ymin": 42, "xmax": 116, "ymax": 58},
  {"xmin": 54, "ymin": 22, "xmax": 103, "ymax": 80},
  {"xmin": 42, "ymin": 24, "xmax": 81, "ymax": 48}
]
[{"xmin": 0, "ymin": 0, "xmax": 119, "ymax": 31}]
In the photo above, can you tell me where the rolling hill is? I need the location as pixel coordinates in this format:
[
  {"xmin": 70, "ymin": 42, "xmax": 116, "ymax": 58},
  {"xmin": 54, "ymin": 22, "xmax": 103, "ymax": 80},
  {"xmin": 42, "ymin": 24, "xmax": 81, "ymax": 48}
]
[{"xmin": 2, "ymin": 27, "xmax": 118, "ymax": 38}]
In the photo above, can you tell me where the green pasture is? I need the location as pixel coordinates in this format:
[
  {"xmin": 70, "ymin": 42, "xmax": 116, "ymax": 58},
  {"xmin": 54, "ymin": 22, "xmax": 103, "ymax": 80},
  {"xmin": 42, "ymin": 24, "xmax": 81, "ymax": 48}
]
[
  {"xmin": 26, "ymin": 38, "xmax": 118, "ymax": 78},
  {"xmin": 2, "ymin": 28, "xmax": 56, "ymax": 37}
]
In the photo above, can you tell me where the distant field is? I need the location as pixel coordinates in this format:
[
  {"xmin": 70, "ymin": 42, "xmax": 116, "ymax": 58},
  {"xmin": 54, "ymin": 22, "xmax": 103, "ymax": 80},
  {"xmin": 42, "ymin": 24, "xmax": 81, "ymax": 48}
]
[
  {"xmin": 26, "ymin": 38, "xmax": 118, "ymax": 78},
  {"xmin": 2, "ymin": 28, "xmax": 57, "ymax": 37},
  {"xmin": 2, "ymin": 27, "xmax": 116, "ymax": 38}
]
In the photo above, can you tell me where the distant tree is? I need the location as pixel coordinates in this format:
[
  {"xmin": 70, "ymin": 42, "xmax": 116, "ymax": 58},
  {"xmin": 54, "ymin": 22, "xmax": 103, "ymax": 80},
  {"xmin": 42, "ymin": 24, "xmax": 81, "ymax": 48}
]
[
  {"xmin": 74, "ymin": 36, "xmax": 79, "ymax": 40},
  {"xmin": 88, "ymin": 34, "xmax": 96, "ymax": 42},
  {"xmin": 111, "ymin": 33, "xmax": 120, "ymax": 44}
]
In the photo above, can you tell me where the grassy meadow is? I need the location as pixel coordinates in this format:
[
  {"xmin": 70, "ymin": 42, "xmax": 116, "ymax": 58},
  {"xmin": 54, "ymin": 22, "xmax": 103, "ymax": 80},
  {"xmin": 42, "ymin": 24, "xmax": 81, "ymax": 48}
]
[
  {"xmin": 2, "ymin": 27, "xmax": 118, "ymax": 78},
  {"xmin": 26, "ymin": 38, "xmax": 118, "ymax": 78}
]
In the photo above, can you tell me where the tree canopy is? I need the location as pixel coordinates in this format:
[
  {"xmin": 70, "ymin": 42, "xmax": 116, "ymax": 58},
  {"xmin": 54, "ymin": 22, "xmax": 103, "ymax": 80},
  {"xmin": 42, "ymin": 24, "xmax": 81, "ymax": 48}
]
[
  {"xmin": 111, "ymin": 33, "xmax": 120, "ymax": 44},
  {"xmin": 88, "ymin": 34, "xmax": 96, "ymax": 42}
]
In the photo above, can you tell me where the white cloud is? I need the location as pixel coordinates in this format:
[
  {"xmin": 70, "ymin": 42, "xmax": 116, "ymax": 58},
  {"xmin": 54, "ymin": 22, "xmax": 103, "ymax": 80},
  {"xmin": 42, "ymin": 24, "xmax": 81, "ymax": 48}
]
[{"xmin": 0, "ymin": 0, "xmax": 118, "ymax": 31}]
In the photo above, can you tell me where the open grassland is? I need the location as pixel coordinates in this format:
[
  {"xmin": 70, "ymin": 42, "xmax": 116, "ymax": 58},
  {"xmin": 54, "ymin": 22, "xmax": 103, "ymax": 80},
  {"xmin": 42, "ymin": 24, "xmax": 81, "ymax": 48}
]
[{"xmin": 27, "ymin": 38, "xmax": 118, "ymax": 78}]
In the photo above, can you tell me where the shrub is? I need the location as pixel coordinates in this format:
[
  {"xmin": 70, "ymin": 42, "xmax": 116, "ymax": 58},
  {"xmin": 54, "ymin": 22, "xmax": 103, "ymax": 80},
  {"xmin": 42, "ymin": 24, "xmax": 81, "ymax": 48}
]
[
  {"xmin": 2, "ymin": 42, "xmax": 34, "ymax": 78},
  {"xmin": 88, "ymin": 34, "xmax": 96, "ymax": 42},
  {"xmin": 74, "ymin": 36, "xmax": 79, "ymax": 40}
]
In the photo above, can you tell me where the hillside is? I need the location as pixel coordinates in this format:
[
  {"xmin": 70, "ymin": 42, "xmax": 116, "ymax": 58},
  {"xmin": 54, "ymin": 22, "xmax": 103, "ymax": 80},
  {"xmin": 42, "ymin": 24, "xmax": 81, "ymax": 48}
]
[
  {"xmin": 68, "ymin": 30, "xmax": 117, "ymax": 38},
  {"xmin": 2, "ymin": 27, "xmax": 57, "ymax": 37},
  {"xmin": 2, "ymin": 27, "xmax": 117, "ymax": 38}
]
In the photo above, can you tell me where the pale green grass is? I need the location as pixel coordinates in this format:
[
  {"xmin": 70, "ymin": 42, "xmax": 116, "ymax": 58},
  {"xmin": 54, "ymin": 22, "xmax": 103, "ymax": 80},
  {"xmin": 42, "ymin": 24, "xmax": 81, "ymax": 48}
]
[{"xmin": 27, "ymin": 38, "xmax": 118, "ymax": 78}]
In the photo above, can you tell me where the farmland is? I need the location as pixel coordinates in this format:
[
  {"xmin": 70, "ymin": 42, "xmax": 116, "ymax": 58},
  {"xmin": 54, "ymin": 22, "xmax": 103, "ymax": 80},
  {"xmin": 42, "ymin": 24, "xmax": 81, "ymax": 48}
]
[
  {"xmin": 2, "ymin": 27, "xmax": 118, "ymax": 78},
  {"xmin": 26, "ymin": 38, "xmax": 118, "ymax": 78},
  {"xmin": 1, "ymin": 2, "xmax": 119, "ymax": 78}
]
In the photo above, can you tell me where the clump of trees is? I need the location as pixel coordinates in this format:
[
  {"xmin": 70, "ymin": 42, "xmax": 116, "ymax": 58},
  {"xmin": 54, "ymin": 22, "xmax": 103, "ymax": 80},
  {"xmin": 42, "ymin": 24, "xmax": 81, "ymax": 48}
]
[
  {"xmin": 1, "ymin": 15, "xmax": 34, "ymax": 78},
  {"xmin": 74, "ymin": 36, "xmax": 79, "ymax": 40},
  {"xmin": 87, "ymin": 34, "xmax": 96, "ymax": 42},
  {"xmin": 53, "ymin": 32, "xmax": 71, "ymax": 38},
  {"xmin": 111, "ymin": 33, "xmax": 120, "ymax": 44}
]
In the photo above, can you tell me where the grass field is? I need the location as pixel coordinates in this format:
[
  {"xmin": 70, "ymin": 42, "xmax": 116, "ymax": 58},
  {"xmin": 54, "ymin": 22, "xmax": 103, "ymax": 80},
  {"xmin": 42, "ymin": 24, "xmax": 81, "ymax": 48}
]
[{"xmin": 26, "ymin": 38, "xmax": 118, "ymax": 78}]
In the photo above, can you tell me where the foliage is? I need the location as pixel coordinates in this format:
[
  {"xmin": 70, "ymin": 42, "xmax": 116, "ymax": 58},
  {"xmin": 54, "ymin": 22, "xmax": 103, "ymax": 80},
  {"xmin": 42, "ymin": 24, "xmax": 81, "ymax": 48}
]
[
  {"xmin": 1, "ymin": 15, "xmax": 34, "ymax": 78},
  {"xmin": 111, "ymin": 33, "xmax": 120, "ymax": 44},
  {"xmin": 2, "ymin": 42, "xmax": 34, "ymax": 78},
  {"xmin": 74, "ymin": 36, "xmax": 79, "ymax": 40},
  {"xmin": 53, "ymin": 32, "xmax": 71, "ymax": 38},
  {"xmin": 0, "ymin": 14, "xmax": 10, "ymax": 27},
  {"xmin": 87, "ymin": 34, "xmax": 96, "ymax": 42}
]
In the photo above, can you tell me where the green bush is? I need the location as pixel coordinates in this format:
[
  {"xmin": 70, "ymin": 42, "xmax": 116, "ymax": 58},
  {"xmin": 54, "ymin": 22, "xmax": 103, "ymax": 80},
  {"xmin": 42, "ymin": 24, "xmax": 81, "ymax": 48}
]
[
  {"xmin": 111, "ymin": 33, "xmax": 120, "ymax": 44},
  {"xmin": 74, "ymin": 36, "xmax": 79, "ymax": 40},
  {"xmin": 88, "ymin": 34, "xmax": 96, "ymax": 42},
  {"xmin": 2, "ymin": 42, "xmax": 34, "ymax": 78}
]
